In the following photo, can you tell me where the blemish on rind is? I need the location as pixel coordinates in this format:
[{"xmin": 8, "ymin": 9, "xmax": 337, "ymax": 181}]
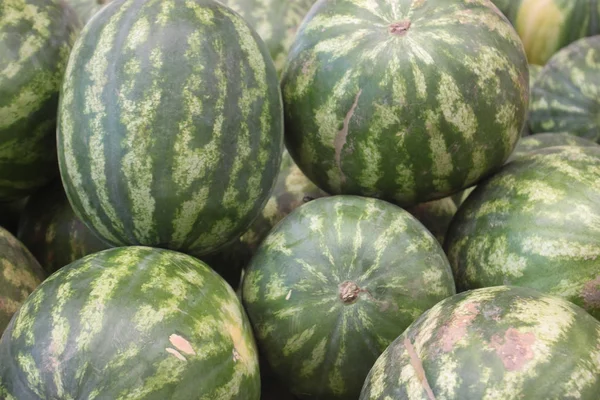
[
  {"xmin": 169, "ymin": 334, "xmax": 196, "ymax": 355},
  {"xmin": 489, "ymin": 328, "xmax": 536, "ymax": 371},
  {"xmin": 165, "ymin": 347, "xmax": 186, "ymax": 361},
  {"xmin": 404, "ymin": 337, "xmax": 436, "ymax": 400},
  {"xmin": 334, "ymin": 89, "xmax": 362, "ymax": 184}
]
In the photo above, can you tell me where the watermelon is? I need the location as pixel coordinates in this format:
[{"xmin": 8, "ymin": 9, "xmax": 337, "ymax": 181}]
[
  {"xmin": 0, "ymin": 227, "xmax": 45, "ymax": 334},
  {"xmin": 406, "ymin": 197, "xmax": 457, "ymax": 245},
  {"xmin": 360, "ymin": 286, "xmax": 600, "ymax": 399},
  {"xmin": 0, "ymin": 246, "xmax": 260, "ymax": 399},
  {"xmin": 508, "ymin": 132, "xmax": 599, "ymax": 162},
  {"xmin": 17, "ymin": 181, "xmax": 109, "ymax": 276},
  {"xmin": 57, "ymin": 0, "xmax": 284, "ymax": 256},
  {"xmin": 492, "ymin": 0, "xmax": 600, "ymax": 65},
  {"xmin": 281, "ymin": 0, "xmax": 528, "ymax": 208},
  {"xmin": 445, "ymin": 146, "xmax": 600, "ymax": 319},
  {"xmin": 520, "ymin": 63, "xmax": 542, "ymax": 136},
  {"xmin": 0, "ymin": 0, "xmax": 79, "ymax": 201},
  {"xmin": 0, "ymin": 197, "xmax": 28, "ymax": 235},
  {"xmin": 66, "ymin": 0, "xmax": 112, "ymax": 24},
  {"xmin": 242, "ymin": 195, "xmax": 456, "ymax": 399},
  {"xmin": 529, "ymin": 36, "xmax": 600, "ymax": 142},
  {"xmin": 219, "ymin": 0, "xmax": 315, "ymax": 74}
]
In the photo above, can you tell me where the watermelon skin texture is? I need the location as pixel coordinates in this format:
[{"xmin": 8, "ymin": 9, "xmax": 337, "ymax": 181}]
[
  {"xmin": 492, "ymin": 0, "xmax": 600, "ymax": 65},
  {"xmin": 529, "ymin": 36, "xmax": 600, "ymax": 142},
  {"xmin": 445, "ymin": 146, "xmax": 600, "ymax": 319},
  {"xmin": 17, "ymin": 181, "xmax": 109, "ymax": 275},
  {"xmin": 406, "ymin": 197, "xmax": 457, "ymax": 245},
  {"xmin": 242, "ymin": 195, "xmax": 456, "ymax": 400},
  {"xmin": 57, "ymin": 0, "xmax": 284, "ymax": 256},
  {"xmin": 219, "ymin": 0, "xmax": 315, "ymax": 74},
  {"xmin": 0, "ymin": 227, "xmax": 45, "ymax": 334},
  {"xmin": 360, "ymin": 286, "xmax": 600, "ymax": 399},
  {"xmin": 0, "ymin": 246, "xmax": 260, "ymax": 399},
  {"xmin": 0, "ymin": 0, "xmax": 79, "ymax": 201},
  {"xmin": 508, "ymin": 132, "xmax": 599, "ymax": 162},
  {"xmin": 281, "ymin": 0, "xmax": 528, "ymax": 208}
]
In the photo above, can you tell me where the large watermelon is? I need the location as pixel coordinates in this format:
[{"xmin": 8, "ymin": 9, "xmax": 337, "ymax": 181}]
[
  {"xmin": 66, "ymin": 0, "xmax": 112, "ymax": 24},
  {"xmin": 492, "ymin": 0, "xmax": 600, "ymax": 65},
  {"xmin": 281, "ymin": 0, "xmax": 528, "ymax": 208},
  {"xmin": 0, "ymin": 227, "xmax": 45, "ymax": 334},
  {"xmin": 242, "ymin": 196, "xmax": 456, "ymax": 399},
  {"xmin": 219, "ymin": 0, "xmax": 315, "ymax": 74},
  {"xmin": 529, "ymin": 36, "xmax": 600, "ymax": 142},
  {"xmin": 0, "ymin": 246, "xmax": 260, "ymax": 399},
  {"xmin": 0, "ymin": 0, "xmax": 79, "ymax": 201},
  {"xmin": 445, "ymin": 146, "xmax": 600, "ymax": 319},
  {"xmin": 360, "ymin": 286, "xmax": 600, "ymax": 399},
  {"xmin": 17, "ymin": 181, "xmax": 109, "ymax": 275},
  {"xmin": 57, "ymin": 0, "xmax": 284, "ymax": 256}
]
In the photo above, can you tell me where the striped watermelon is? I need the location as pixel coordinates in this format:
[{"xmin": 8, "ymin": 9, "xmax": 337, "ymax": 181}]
[
  {"xmin": 17, "ymin": 181, "xmax": 109, "ymax": 275},
  {"xmin": 57, "ymin": 0, "xmax": 284, "ymax": 256},
  {"xmin": 0, "ymin": 227, "xmax": 45, "ymax": 334},
  {"xmin": 0, "ymin": 0, "xmax": 79, "ymax": 201},
  {"xmin": 360, "ymin": 286, "xmax": 600, "ymax": 399},
  {"xmin": 0, "ymin": 246, "xmax": 260, "ymax": 399},
  {"xmin": 445, "ymin": 146, "xmax": 600, "ymax": 319},
  {"xmin": 281, "ymin": 0, "xmax": 529, "ymax": 207},
  {"xmin": 529, "ymin": 36, "xmax": 600, "ymax": 142},
  {"xmin": 492, "ymin": 0, "xmax": 600, "ymax": 65},
  {"xmin": 219, "ymin": 0, "xmax": 315, "ymax": 73},
  {"xmin": 66, "ymin": 0, "xmax": 112, "ymax": 24},
  {"xmin": 242, "ymin": 195, "xmax": 456, "ymax": 399}
]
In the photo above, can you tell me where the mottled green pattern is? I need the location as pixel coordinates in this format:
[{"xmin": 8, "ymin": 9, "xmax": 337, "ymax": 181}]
[
  {"xmin": 66, "ymin": 0, "xmax": 112, "ymax": 24},
  {"xmin": 281, "ymin": 0, "xmax": 528, "ymax": 207},
  {"xmin": 219, "ymin": 0, "xmax": 315, "ymax": 73},
  {"xmin": 0, "ymin": 227, "xmax": 45, "ymax": 333},
  {"xmin": 529, "ymin": 36, "xmax": 600, "ymax": 142},
  {"xmin": 406, "ymin": 197, "xmax": 457, "ymax": 245},
  {"xmin": 492, "ymin": 0, "xmax": 600, "ymax": 65},
  {"xmin": 0, "ymin": 0, "xmax": 79, "ymax": 201},
  {"xmin": 360, "ymin": 286, "xmax": 600, "ymax": 399},
  {"xmin": 0, "ymin": 247, "xmax": 260, "ymax": 399},
  {"xmin": 508, "ymin": 132, "xmax": 599, "ymax": 162},
  {"xmin": 57, "ymin": 0, "xmax": 283, "ymax": 255},
  {"xmin": 17, "ymin": 181, "xmax": 109, "ymax": 275},
  {"xmin": 445, "ymin": 146, "xmax": 600, "ymax": 319},
  {"xmin": 521, "ymin": 63, "xmax": 542, "ymax": 136},
  {"xmin": 243, "ymin": 196, "xmax": 455, "ymax": 399}
]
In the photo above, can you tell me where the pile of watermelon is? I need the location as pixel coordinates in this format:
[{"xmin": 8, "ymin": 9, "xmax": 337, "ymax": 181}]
[{"xmin": 2, "ymin": 0, "xmax": 600, "ymax": 398}]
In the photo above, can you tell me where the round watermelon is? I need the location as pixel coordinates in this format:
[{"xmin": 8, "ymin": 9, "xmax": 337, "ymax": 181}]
[
  {"xmin": 0, "ymin": 246, "xmax": 259, "ymax": 399},
  {"xmin": 219, "ymin": 0, "xmax": 315, "ymax": 74},
  {"xmin": 445, "ymin": 146, "xmax": 600, "ymax": 319},
  {"xmin": 242, "ymin": 195, "xmax": 456, "ymax": 399},
  {"xmin": 66, "ymin": 0, "xmax": 112, "ymax": 24},
  {"xmin": 0, "ymin": 0, "xmax": 79, "ymax": 201},
  {"xmin": 529, "ymin": 36, "xmax": 600, "ymax": 142},
  {"xmin": 281, "ymin": 0, "xmax": 528, "ymax": 207},
  {"xmin": 17, "ymin": 181, "xmax": 109, "ymax": 275},
  {"xmin": 0, "ymin": 227, "xmax": 45, "ymax": 334},
  {"xmin": 57, "ymin": 0, "xmax": 284, "ymax": 256},
  {"xmin": 360, "ymin": 286, "xmax": 600, "ymax": 399},
  {"xmin": 492, "ymin": 0, "xmax": 600, "ymax": 65}
]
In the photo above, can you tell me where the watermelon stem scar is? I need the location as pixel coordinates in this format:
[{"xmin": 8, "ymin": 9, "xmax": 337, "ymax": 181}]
[{"xmin": 389, "ymin": 20, "xmax": 411, "ymax": 36}]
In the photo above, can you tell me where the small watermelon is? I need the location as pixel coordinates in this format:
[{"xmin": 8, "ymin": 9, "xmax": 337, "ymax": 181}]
[
  {"xmin": 243, "ymin": 195, "xmax": 455, "ymax": 399},
  {"xmin": 0, "ymin": 246, "xmax": 260, "ymax": 398},
  {"xmin": 361, "ymin": 286, "xmax": 600, "ymax": 399}
]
